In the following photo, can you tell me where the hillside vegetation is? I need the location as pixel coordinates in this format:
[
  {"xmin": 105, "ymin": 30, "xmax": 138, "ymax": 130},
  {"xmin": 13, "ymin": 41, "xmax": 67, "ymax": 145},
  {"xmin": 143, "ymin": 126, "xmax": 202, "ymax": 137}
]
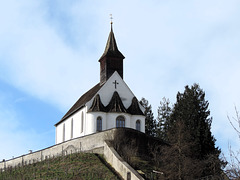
[{"xmin": 0, "ymin": 153, "xmax": 121, "ymax": 180}]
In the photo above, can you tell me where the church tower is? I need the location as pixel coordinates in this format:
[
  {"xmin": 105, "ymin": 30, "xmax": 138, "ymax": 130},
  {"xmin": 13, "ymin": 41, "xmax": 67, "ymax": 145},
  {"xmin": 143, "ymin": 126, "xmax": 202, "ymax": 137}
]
[
  {"xmin": 99, "ymin": 24, "xmax": 125, "ymax": 85},
  {"xmin": 55, "ymin": 23, "xmax": 145, "ymax": 144}
]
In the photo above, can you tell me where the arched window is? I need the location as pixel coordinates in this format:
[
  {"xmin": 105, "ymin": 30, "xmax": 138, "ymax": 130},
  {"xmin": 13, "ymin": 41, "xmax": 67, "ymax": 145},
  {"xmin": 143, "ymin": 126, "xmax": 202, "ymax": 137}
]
[
  {"xmin": 136, "ymin": 120, "xmax": 141, "ymax": 131},
  {"xmin": 62, "ymin": 123, "xmax": 65, "ymax": 142},
  {"xmin": 81, "ymin": 112, "xmax": 84, "ymax": 133},
  {"xmin": 116, "ymin": 116, "xmax": 125, "ymax": 128},
  {"xmin": 71, "ymin": 118, "xmax": 73, "ymax": 139},
  {"xmin": 97, "ymin": 116, "xmax": 102, "ymax": 132}
]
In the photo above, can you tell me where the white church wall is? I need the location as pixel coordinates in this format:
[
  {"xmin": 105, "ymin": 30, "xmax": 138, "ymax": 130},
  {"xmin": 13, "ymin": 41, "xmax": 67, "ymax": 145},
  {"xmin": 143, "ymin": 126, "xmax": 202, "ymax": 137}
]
[
  {"xmin": 85, "ymin": 113, "xmax": 95, "ymax": 134},
  {"xmin": 64, "ymin": 118, "xmax": 72, "ymax": 141},
  {"xmin": 56, "ymin": 123, "xmax": 63, "ymax": 144},
  {"xmin": 56, "ymin": 107, "xmax": 87, "ymax": 144},
  {"xmin": 56, "ymin": 72, "xmax": 146, "ymax": 144},
  {"xmin": 86, "ymin": 72, "xmax": 135, "ymax": 111},
  {"xmin": 131, "ymin": 115, "xmax": 145, "ymax": 133},
  {"xmin": 86, "ymin": 112, "xmax": 145, "ymax": 134},
  {"xmin": 86, "ymin": 112, "xmax": 107, "ymax": 133},
  {"xmin": 106, "ymin": 113, "xmax": 131, "ymax": 129}
]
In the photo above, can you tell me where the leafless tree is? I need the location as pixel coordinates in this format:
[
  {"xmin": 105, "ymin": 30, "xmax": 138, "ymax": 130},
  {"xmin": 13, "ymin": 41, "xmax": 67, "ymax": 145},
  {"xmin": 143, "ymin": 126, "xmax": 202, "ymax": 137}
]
[{"xmin": 226, "ymin": 107, "xmax": 240, "ymax": 179}]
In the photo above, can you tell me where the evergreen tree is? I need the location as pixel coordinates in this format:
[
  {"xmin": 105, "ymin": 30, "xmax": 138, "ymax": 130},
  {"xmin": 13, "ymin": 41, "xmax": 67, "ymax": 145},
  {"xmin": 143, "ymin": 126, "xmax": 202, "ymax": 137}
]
[
  {"xmin": 163, "ymin": 83, "xmax": 225, "ymax": 178},
  {"xmin": 161, "ymin": 119, "xmax": 204, "ymax": 179},
  {"xmin": 140, "ymin": 98, "xmax": 156, "ymax": 136},
  {"xmin": 156, "ymin": 97, "xmax": 172, "ymax": 140}
]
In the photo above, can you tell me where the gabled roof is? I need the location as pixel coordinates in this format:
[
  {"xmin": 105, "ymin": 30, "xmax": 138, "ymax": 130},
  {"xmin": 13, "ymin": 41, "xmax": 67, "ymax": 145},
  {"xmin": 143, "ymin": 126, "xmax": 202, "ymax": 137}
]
[
  {"xmin": 88, "ymin": 94, "xmax": 106, "ymax": 112},
  {"xmin": 127, "ymin": 97, "xmax": 144, "ymax": 115},
  {"xmin": 99, "ymin": 25, "xmax": 125, "ymax": 60},
  {"xmin": 106, "ymin": 91, "xmax": 127, "ymax": 113},
  {"xmin": 87, "ymin": 92, "xmax": 144, "ymax": 115},
  {"xmin": 55, "ymin": 83, "xmax": 103, "ymax": 126}
]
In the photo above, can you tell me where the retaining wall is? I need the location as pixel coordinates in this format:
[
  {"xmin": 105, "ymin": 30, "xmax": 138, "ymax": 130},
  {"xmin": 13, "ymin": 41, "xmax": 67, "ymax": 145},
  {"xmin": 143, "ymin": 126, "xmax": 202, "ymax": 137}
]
[
  {"xmin": 104, "ymin": 141, "xmax": 144, "ymax": 180},
  {"xmin": 0, "ymin": 128, "xmax": 116, "ymax": 170},
  {"xmin": 0, "ymin": 128, "xmax": 144, "ymax": 180}
]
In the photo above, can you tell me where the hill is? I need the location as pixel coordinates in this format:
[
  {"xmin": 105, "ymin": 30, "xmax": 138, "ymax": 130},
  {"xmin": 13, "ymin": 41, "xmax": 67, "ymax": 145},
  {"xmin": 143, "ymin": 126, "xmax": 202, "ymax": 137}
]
[{"xmin": 0, "ymin": 152, "xmax": 121, "ymax": 180}]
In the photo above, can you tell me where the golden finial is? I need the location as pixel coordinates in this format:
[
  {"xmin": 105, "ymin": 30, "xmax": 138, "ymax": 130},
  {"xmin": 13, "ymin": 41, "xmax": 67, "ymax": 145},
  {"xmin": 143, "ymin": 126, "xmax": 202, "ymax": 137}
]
[{"xmin": 110, "ymin": 14, "xmax": 113, "ymax": 24}]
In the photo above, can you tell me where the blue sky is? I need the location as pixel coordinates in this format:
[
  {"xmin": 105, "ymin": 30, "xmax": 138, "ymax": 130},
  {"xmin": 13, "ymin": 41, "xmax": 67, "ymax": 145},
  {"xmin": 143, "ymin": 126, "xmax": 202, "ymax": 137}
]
[{"xmin": 0, "ymin": 0, "xmax": 240, "ymax": 161}]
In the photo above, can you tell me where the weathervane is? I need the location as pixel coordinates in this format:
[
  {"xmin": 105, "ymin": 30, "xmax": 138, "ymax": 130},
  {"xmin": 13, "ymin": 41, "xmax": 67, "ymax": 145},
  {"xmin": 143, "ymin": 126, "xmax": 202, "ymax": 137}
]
[{"xmin": 110, "ymin": 14, "xmax": 113, "ymax": 24}]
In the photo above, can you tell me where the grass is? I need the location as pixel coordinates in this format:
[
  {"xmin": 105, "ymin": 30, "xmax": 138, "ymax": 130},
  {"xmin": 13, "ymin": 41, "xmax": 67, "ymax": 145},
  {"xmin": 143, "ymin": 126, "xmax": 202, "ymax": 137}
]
[{"xmin": 0, "ymin": 153, "xmax": 121, "ymax": 180}]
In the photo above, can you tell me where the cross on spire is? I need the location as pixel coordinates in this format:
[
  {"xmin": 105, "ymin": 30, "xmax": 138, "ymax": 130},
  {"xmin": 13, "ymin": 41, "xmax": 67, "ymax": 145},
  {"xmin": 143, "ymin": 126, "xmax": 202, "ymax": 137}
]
[
  {"xmin": 113, "ymin": 80, "xmax": 119, "ymax": 89},
  {"xmin": 110, "ymin": 14, "xmax": 113, "ymax": 25}
]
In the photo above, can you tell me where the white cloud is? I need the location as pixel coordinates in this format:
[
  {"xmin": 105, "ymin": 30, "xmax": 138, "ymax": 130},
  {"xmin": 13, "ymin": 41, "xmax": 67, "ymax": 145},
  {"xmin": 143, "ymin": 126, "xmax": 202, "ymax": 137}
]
[{"xmin": 0, "ymin": 0, "xmax": 240, "ymax": 160}]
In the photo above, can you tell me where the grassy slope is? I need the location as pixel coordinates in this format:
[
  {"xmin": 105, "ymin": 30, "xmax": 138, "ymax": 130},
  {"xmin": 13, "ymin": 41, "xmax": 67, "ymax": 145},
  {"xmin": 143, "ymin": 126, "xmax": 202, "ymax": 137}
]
[{"xmin": 0, "ymin": 153, "xmax": 121, "ymax": 180}]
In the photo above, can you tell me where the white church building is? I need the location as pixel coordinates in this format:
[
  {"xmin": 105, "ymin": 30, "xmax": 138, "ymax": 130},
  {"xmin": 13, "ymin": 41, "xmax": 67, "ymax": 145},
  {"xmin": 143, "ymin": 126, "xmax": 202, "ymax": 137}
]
[{"xmin": 55, "ymin": 24, "xmax": 145, "ymax": 144}]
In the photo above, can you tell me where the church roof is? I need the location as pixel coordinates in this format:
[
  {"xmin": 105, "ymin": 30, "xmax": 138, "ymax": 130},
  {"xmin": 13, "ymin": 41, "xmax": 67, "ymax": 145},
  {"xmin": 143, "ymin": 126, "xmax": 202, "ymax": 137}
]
[
  {"xmin": 99, "ymin": 25, "xmax": 125, "ymax": 60},
  {"xmin": 55, "ymin": 83, "xmax": 103, "ymax": 126},
  {"xmin": 88, "ymin": 94, "xmax": 106, "ymax": 112},
  {"xmin": 127, "ymin": 97, "xmax": 144, "ymax": 115},
  {"xmin": 106, "ymin": 91, "xmax": 128, "ymax": 113}
]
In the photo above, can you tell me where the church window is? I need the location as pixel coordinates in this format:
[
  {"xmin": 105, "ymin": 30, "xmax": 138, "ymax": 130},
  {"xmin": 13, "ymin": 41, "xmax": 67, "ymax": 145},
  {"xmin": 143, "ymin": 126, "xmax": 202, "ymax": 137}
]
[
  {"xmin": 62, "ymin": 123, "xmax": 65, "ymax": 142},
  {"xmin": 136, "ymin": 120, "xmax": 141, "ymax": 131},
  {"xmin": 97, "ymin": 116, "xmax": 102, "ymax": 132},
  {"xmin": 81, "ymin": 112, "xmax": 84, "ymax": 133},
  {"xmin": 71, "ymin": 118, "xmax": 73, "ymax": 139},
  {"xmin": 116, "ymin": 116, "xmax": 125, "ymax": 128}
]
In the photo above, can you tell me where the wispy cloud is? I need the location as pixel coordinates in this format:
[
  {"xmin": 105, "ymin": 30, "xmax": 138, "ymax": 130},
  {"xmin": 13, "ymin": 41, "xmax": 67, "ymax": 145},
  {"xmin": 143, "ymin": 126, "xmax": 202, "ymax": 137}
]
[
  {"xmin": 0, "ymin": 0, "xmax": 240, "ymax": 159},
  {"xmin": 0, "ymin": 92, "xmax": 54, "ymax": 160}
]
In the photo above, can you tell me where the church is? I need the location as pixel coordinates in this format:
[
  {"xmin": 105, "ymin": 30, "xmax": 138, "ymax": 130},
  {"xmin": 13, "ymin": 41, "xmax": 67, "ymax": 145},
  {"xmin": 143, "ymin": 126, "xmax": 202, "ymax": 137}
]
[{"xmin": 54, "ymin": 23, "xmax": 145, "ymax": 144}]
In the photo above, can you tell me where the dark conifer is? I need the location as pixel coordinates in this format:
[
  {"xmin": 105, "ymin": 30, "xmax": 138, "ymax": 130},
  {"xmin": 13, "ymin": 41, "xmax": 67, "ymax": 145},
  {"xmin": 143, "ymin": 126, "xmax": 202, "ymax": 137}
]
[
  {"xmin": 162, "ymin": 83, "xmax": 225, "ymax": 178},
  {"xmin": 140, "ymin": 98, "xmax": 156, "ymax": 137},
  {"xmin": 156, "ymin": 97, "xmax": 172, "ymax": 141}
]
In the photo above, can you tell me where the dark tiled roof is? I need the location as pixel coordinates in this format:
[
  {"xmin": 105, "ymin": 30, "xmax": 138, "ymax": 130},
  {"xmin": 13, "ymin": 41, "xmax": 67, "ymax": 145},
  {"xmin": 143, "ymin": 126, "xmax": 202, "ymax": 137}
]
[
  {"xmin": 127, "ymin": 97, "xmax": 144, "ymax": 115},
  {"xmin": 55, "ymin": 83, "xmax": 103, "ymax": 126},
  {"xmin": 88, "ymin": 94, "xmax": 106, "ymax": 112},
  {"xmin": 99, "ymin": 25, "xmax": 125, "ymax": 60},
  {"xmin": 106, "ymin": 91, "xmax": 127, "ymax": 113}
]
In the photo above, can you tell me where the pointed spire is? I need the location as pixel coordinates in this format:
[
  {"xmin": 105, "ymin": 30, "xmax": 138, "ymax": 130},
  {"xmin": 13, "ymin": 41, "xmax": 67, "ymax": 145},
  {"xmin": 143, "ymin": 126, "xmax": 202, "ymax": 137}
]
[
  {"xmin": 100, "ymin": 24, "xmax": 125, "ymax": 59},
  {"xmin": 99, "ymin": 21, "xmax": 125, "ymax": 85}
]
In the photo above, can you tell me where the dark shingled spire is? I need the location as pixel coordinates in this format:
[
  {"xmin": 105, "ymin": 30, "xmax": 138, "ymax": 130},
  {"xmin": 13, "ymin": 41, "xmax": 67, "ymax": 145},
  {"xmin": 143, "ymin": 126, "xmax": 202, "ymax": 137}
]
[
  {"xmin": 106, "ymin": 91, "xmax": 127, "ymax": 113},
  {"xmin": 88, "ymin": 94, "xmax": 106, "ymax": 112},
  {"xmin": 100, "ymin": 24, "xmax": 125, "ymax": 59},
  {"xmin": 99, "ymin": 24, "xmax": 125, "ymax": 85},
  {"xmin": 127, "ymin": 97, "xmax": 144, "ymax": 115}
]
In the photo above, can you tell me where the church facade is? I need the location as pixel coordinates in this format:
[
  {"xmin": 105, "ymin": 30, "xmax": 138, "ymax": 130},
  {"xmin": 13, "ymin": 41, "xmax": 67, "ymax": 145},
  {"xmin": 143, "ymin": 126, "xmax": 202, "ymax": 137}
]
[{"xmin": 55, "ymin": 25, "xmax": 145, "ymax": 144}]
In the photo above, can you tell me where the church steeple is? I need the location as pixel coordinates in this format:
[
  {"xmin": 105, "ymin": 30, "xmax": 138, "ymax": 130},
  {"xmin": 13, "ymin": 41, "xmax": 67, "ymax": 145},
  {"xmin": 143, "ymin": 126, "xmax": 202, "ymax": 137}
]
[{"xmin": 99, "ymin": 23, "xmax": 125, "ymax": 85}]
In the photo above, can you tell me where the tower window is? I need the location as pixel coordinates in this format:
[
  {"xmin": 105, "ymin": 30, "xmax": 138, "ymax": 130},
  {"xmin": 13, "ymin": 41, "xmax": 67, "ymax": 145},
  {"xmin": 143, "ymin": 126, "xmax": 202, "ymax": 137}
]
[
  {"xmin": 136, "ymin": 120, "xmax": 141, "ymax": 131},
  {"xmin": 116, "ymin": 116, "xmax": 125, "ymax": 128},
  {"xmin": 97, "ymin": 116, "xmax": 102, "ymax": 132}
]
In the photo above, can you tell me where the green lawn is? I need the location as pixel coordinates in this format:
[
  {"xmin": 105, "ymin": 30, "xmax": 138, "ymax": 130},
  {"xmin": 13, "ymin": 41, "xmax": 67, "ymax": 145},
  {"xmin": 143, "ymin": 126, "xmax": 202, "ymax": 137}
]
[{"xmin": 0, "ymin": 153, "xmax": 121, "ymax": 180}]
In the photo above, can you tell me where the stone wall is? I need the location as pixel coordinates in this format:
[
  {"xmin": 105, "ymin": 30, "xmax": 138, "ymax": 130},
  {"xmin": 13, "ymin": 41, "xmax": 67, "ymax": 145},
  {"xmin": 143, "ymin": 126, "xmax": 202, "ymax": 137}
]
[
  {"xmin": 0, "ymin": 128, "xmax": 144, "ymax": 180},
  {"xmin": 0, "ymin": 128, "xmax": 116, "ymax": 170},
  {"xmin": 104, "ymin": 141, "xmax": 144, "ymax": 180}
]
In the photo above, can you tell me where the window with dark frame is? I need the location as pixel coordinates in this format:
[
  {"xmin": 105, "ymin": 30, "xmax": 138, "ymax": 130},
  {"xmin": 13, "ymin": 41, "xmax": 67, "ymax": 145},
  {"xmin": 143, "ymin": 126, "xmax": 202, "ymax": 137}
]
[
  {"xmin": 136, "ymin": 120, "xmax": 141, "ymax": 131},
  {"xmin": 97, "ymin": 116, "xmax": 102, "ymax": 132},
  {"xmin": 116, "ymin": 116, "xmax": 125, "ymax": 128}
]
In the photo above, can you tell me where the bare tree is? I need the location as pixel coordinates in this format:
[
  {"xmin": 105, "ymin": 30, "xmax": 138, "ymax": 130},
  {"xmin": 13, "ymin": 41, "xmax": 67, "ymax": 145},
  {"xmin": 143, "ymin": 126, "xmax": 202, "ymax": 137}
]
[{"xmin": 226, "ymin": 107, "xmax": 240, "ymax": 179}]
